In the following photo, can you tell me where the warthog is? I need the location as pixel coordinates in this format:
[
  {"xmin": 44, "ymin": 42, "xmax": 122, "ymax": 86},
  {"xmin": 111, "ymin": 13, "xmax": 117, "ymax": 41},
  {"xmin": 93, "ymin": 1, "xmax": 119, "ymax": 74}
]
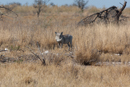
[{"xmin": 55, "ymin": 32, "xmax": 73, "ymax": 50}]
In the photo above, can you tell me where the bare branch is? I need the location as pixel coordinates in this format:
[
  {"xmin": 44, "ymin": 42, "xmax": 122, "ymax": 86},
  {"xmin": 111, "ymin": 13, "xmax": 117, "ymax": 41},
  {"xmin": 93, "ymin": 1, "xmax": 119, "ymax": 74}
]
[
  {"xmin": 116, "ymin": 1, "xmax": 127, "ymax": 24},
  {"xmin": 26, "ymin": 46, "xmax": 46, "ymax": 65},
  {"xmin": 36, "ymin": 42, "xmax": 45, "ymax": 64},
  {"xmin": 0, "ymin": 6, "xmax": 18, "ymax": 17},
  {"xmin": 119, "ymin": 2, "xmax": 123, "ymax": 6}
]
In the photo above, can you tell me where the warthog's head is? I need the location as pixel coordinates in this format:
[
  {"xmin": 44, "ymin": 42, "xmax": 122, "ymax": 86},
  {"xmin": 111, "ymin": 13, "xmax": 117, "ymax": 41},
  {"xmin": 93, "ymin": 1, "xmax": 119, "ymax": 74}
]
[{"xmin": 55, "ymin": 32, "xmax": 63, "ymax": 42}]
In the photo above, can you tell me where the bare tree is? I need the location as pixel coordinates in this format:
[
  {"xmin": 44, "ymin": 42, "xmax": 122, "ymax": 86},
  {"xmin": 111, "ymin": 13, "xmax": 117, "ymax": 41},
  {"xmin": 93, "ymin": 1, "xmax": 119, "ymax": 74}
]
[
  {"xmin": 50, "ymin": 2, "xmax": 55, "ymax": 6},
  {"xmin": 33, "ymin": 0, "xmax": 49, "ymax": 17},
  {"xmin": 74, "ymin": 0, "xmax": 89, "ymax": 12}
]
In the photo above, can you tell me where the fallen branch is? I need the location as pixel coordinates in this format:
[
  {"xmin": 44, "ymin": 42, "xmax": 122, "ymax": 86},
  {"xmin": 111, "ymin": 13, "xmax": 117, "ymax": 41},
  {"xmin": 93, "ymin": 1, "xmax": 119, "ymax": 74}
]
[
  {"xmin": 77, "ymin": 1, "xmax": 127, "ymax": 26},
  {"xmin": 26, "ymin": 46, "xmax": 46, "ymax": 65},
  {"xmin": 36, "ymin": 42, "xmax": 46, "ymax": 65}
]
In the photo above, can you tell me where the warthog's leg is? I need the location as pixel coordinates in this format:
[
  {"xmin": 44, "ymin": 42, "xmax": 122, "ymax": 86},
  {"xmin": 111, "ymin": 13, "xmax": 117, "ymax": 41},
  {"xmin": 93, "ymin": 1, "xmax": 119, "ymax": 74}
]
[
  {"xmin": 61, "ymin": 43, "xmax": 63, "ymax": 48},
  {"xmin": 58, "ymin": 42, "xmax": 61, "ymax": 48},
  {"xmin": 70, "ymin": 44, "xmax": 72, "ymax": 50},
  {"xmin": 67, "ymin": 43, "xmax": 70, "ymax": 51},
  {"xmin": 70, "ymin": 39, "xmax": 72, "ymax": 51}
]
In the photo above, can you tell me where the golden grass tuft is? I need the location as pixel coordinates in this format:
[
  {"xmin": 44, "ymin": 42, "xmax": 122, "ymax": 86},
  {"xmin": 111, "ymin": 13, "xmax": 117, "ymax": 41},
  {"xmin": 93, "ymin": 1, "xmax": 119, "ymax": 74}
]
[{"xmin": 75, "ymin": 48, "xmax": 100, "ymax": 65}]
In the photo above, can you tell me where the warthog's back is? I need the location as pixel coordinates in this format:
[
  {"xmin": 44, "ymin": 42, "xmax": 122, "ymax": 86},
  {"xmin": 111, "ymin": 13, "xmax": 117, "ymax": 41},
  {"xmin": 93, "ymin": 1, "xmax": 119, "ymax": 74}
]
[{"xmin": 62, "ymin": 34, "xmax": 72, "ymax": 44}]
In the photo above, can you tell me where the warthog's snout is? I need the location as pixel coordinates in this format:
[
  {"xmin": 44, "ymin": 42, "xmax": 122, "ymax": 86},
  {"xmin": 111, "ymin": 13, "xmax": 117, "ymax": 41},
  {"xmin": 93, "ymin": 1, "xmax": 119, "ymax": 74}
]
[{"xmin": 55, "ymin": 32, "xmax": 73, "ymax": 51}]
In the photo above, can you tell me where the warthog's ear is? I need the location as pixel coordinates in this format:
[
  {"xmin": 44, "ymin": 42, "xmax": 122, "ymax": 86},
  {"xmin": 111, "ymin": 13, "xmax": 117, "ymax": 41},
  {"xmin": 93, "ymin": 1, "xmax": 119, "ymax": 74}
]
[
  {"xmin": 61, "ymin": 32, "xmax": 63, "ymax": 35},
  {"xmin": 55, "ymin": 32, "xmax": 57, "ymax": 35}
]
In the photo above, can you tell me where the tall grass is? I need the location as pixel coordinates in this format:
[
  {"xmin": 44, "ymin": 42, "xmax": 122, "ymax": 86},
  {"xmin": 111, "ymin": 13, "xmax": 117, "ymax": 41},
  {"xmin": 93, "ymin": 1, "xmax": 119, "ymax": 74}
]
[{"xmin": 0, "ymin": 15, "xmax": 130, "ymax": 62}]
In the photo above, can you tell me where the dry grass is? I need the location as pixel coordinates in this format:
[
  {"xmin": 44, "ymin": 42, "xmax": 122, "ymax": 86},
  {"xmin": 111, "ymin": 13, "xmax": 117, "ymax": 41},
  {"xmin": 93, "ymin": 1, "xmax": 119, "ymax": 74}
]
[
  {"xmin": 0, "ymin": 5, "xmax": 130, "ymax": 87},
  {"xmin": 0, "ymin": 62, "xmax": 130, "ymax": 87}
]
